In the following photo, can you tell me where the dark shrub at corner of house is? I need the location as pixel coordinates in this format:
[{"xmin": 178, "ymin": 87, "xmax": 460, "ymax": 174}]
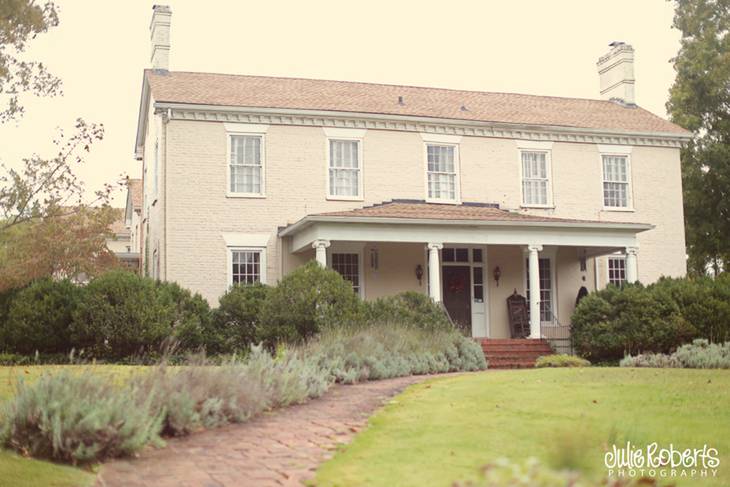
[
  {"xmin": 211, "ymin": 282, "xmax": 270, "ymax": 353},
  {"xmin": 571, "ymin": 281, "xmax": 698, "ymax": 363},
  {"xmin": 0, "ymin": 278, "xmax": 81, "ymax": 355},
  {"xmin": 259, "ymin": 261, "xmax": 362, "ymax": 345},
  {"xmin": 70, "ymin": 270, "xmax": 210, "ymax": 359},
  {"xmin": 363, "ymin": 291, "xmax": 452, "ymax": 331}
]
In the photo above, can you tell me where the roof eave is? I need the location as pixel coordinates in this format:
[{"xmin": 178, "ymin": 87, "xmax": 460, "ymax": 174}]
[
  {"xmin": 153, "ymin": 101, "xmax": 692, "ymax": 142},
  {"xmin": 278, "ymin": 215, "xmax": 654, "ymax": 237},
  {"xmin": 134, "ymin": 73, "xmax": 151, "ymax": 161}
]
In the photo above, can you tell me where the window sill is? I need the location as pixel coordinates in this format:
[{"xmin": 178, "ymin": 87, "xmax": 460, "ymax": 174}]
[
  {"xmin": 326, "ymin": 195, "xmax": 364, "ymax": 202},
  {"xmin": 601, "ymin": 207, "xmax": 635, "ymax": 213},
  {"xmin": 226, "ymin": 193, "xmax": 266, "ymax": 199},
  {"xmin": 425, "ymin": 198, "xmax": 461, "ymax": 205},
  {"xmin": 520, "ymin": 204, "xmax": 555, "ymax": 210}
]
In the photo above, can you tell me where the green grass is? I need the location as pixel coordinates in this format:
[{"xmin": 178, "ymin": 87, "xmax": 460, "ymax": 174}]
[
  {"xmin": 0, "ymin": 365, "xmax": 142, "ymax": 487},
  {"xmin": 315, "ymin": 368, "xmax": 730, "ymax": 487}
]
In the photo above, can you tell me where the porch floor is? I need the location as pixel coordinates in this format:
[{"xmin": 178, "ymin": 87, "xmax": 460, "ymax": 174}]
[{"xmin": 480, "ymin": 339, "xmax": 553, "ymax": 369}]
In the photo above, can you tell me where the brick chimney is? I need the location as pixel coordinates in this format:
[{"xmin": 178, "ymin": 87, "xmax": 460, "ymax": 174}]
[
  {"xmin": 597, "ymin": 41, "xmax": 635, "ymax": 105},
  {"xmin": 150, "ymin": 5, "xmax": 172, "ymax": 70}
]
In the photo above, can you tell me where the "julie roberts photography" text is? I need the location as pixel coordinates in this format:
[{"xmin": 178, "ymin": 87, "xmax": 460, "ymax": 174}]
[{"xmin": 605, "ymin": 442, "xmax": 720, "ymax": 479}]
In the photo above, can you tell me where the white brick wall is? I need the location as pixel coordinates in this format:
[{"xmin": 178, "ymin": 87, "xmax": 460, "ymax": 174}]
[{"xmin": 141, "ymin": 116, "xmax": 686, "ymax": 306}]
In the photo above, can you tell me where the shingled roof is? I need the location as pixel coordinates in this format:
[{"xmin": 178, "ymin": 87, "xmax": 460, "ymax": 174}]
[
  {"xmin": 279, "ymin": 201, "xmax": 653, "ymax": 235},
  {"xmin": 146, "ymin": 70, "xmax": 688, "ymax": 135}
]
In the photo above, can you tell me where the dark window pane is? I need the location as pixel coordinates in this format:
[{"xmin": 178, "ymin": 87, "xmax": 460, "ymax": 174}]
[
  {"xmin": 455, "ymin": 248, "xmax": 469, "ymax": 262},
  {"xmin": 473, "ymin": 248, "xmax": 483, "ymax": 262},
  {"xmin": 442, "ymin": 248, "xmax": 455, "ymax": 262},
  {"xmin": 474, "ymin": 284, "xmax": 483, "ymax": 301},
  {"xmin": 473, "ymin": 267, "xmax": 483, "ymax": 284}
]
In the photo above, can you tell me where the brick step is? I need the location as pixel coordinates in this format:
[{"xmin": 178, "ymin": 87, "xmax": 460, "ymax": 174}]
[
  {"xmin": 487, "ymin": 359, "xmax": 538, "ymax": 369},
  {"xmin": 480, "ymin": 339, "xmax": 551, "ymax": 344},
  {"xmin": 481, "ymin": 345, "xmax": 553, "ymax": 351}
]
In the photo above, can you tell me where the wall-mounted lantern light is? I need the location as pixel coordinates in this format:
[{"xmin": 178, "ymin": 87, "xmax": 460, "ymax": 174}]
[
  {"xmin": 415, "ymin": 264, "xmax": 424, "ymax": 285},
  {"xmin": 493, "ymin": 266, "xmax": 502, "ymax": 287},
  {"xmin": 370, "ymin": 248, "xmax": 379, "ymax": 270}
]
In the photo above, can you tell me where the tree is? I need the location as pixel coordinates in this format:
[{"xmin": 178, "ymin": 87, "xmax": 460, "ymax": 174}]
[
  {"xmin": 667, "ymin": 0, "xmax": 730, "ymax": 275},
  {"xmin": 0, "ymin": 0, "xmax": 61, "ymax": 123}
]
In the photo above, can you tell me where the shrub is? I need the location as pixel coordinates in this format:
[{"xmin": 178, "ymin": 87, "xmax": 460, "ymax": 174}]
[
  {"xmin": 571, "ymin": 283, "xmax": 696, "ymax": 362},
  {"xmin": 135, "ymin": 347, "xmax": 331, "ymax": 436},
  {"xmin": 259, "ymin": 261, "xmax": 362, "ymax": 344},
  {"xmin": 453, "ymin": 457, "xmax": 663, "ymax": 487},
  {"xmin": 301, "ymin": 324, "xmax": 486, "ymax": 384},
  {"xmin": 621, "ymin": 339, "xmax": 730, "ymax": 369},
  {"xmin": 0, "ymin": 279, "xmax": 81, "ymax": 355},
  {"xmin": 211, "ymin": 283, "xmax": 270, "ymax": 353},
  {"xmin": 0, "ymin": 370, "xmax": 164, "ymax": 464},
  {"xmin": 363, "ymin": 291, "xmax": 452, "ymax": 331},
  {"xmin": 70, "ymin": 271, "xmax": 210, "ymax": 359},
  {"xmin": 535, "ymin": 354, "xmax": 590, "ymax": 368}
]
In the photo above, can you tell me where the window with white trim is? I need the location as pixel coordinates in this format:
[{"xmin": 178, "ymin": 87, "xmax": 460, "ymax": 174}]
[
  {"xmin": 153, "ymin": 138, "xmax": 159, "ymax": 198},
  {"xmin": 607, "ymin": 256, "xmax": 626, "ymax": 286},
  {"xmin": 426, "ymin": 144, "xmax": 457, "ymax": 202},
  {"xmin": 602, "ymin": 154, "xmax": 630, "ymax": 208},
  {"xmin": 331, "ymin": 253, "xmax": 361, "ymax": 295},
  {"xmin": 328, "ymin": 139, "xmax": 361, "ymax": 198},
  {"xmin": 521, "ymin": 150, "xmax": 551, "ymax": 206},
  {"xmin": 230, "ymin": 248, "xmax": 263, "ymax": 285},
  {"xmin": 229, "ymin": 135, "xmax": 263, "ymax": 195}
]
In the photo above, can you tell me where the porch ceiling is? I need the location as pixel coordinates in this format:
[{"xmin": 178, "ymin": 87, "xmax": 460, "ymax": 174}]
[{"xmin": 279, "ymin": 201, "xmax": 653, "ymax": 253}]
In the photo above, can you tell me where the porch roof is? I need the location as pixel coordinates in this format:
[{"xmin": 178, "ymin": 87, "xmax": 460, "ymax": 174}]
[{"xmin": 279, "ymin": 201, "xmax": 653, "ymax": 253}]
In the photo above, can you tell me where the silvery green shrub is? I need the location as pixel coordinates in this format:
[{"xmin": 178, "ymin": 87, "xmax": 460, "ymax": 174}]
[
  {"xmin": 0, "ymin": 370, "xmax": 164, "ymax": 464},
  {"xmin": 621, "ymin": 339, "xmax": 730, "ymax": 369}
]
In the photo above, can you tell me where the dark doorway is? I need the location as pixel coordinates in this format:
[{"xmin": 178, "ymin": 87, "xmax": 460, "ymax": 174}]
[{"xmin": 442, "ymin": 265, "xmax": 472, "ymax": 334}]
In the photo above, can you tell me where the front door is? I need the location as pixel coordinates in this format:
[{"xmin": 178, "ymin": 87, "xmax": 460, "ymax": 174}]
[{"xmin": 442, "ymin": 265, "xmax": 472, "ymax": 334}]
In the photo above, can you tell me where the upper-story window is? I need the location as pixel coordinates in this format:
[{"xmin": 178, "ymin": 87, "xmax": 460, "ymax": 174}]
[
  {"xmin": 153, "ymin": 138, "xmax": 159, "ymax": 198},
  {"xmin": 520, "ymin": 150, "xmax": 552, "ymax": 207},
  {"xmin": 426, "ymin": 144, "xmax": 459, "ymax": 202},
  {"xmin": 601, "ymin": 153, "xmax": 631, "ymax": 209},
  {"xmin": 328, "ymin": 139, "xmax": 362, "ymax": 199},
  {"xmin": 229, "ymin": 135, "xmax": 264, "ymax": 196}
]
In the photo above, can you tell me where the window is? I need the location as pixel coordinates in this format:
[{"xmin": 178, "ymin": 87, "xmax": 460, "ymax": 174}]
[
  {"xmin": 328, "ymin": 139, "xmax": 361, "ymax": 198},
  {"xmin": 602, "ymin": 154, "xmax": 630, "ymax": 208},
  {"xmin": 153, "ymin": 138, "xmax": 159, "ymax": 198},
  {"xmin": 473, "ymin": 267, "xmax": 484, "ymax": 302},
  {"xmin": 331, "ymin": 253, "xmax": 361, "ymax": 295},
  {"xmin": 443, "ymin": 247, "xmax": 469, "ymax": 263},
  {"xmin": 521, "ymin": 150, "xmax": 551, "ymax": 206},
  {"xmin": 472, "ymin": 248, "xmax": 483, "ymax": 263},
  {"xmin": 229, "ymin": 135, "xmax": 264, "ymax": 195},
  {"xmin": 426, "ymin": 144, "xmax": 458, "ymax": 202},
  {"xmin": 526, "ymin": 257, "xmax": 553, "ymax": 323},
  {"xmin": 608, "ymin": 256, "xmax": 626, "ymax": 286},
  {"xmin": 230, "ymin": 249, "xmax": 264, "ymax": 285}
]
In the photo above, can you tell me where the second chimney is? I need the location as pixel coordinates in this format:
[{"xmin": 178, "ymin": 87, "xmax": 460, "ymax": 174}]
[
  {"xmin": 597, "ymin": 42, "xmax": 635, "ymax": 105},
  {"xmin": 150, "ymin": 5, "xmax": 172, "ymax": 71}
]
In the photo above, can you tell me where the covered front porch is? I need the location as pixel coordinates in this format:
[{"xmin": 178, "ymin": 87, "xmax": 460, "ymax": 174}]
[{"xmin": 279, "ymin": 201, "xmax": 651, "ymax": 343}]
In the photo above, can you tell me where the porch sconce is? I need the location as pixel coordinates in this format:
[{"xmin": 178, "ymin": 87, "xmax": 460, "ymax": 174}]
[
  {"xmin": 493, "ymin": 266, "xmax": 502, "ymax": 287},
  {"xmin": 415, "ymin": 264, "xmax": 424, "ymax": 286},
  {"xmin": 370, "ymin": 248, "xmax": 379, "ymax": 271}
]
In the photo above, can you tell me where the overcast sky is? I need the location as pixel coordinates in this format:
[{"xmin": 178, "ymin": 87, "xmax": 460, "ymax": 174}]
[{"xmin": 0, "ymin": 0, "xmax": 681, "ymax": 207}]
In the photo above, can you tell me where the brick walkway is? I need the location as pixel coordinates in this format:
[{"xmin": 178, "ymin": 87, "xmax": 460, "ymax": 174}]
[{"xmin": 96, "ymin": 375, "xmax": 430, "ymax": 487}]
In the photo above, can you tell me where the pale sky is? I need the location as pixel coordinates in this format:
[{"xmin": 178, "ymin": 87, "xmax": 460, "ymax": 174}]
[{"xmin": 0, "ymin": 0, "xmax": 681, "ymax": 207}]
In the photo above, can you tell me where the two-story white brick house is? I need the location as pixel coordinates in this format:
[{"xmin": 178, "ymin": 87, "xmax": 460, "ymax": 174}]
[{"xmin": 133, "ymin": 6, "xmax": 690, "ymax": 342}]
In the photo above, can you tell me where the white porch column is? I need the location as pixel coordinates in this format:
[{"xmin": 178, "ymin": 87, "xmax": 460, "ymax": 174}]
[
  {"xmin": 527, "ymin": 244, "xmax": 543, "ymax": 339},
  {"xmin": 625, "ymin": 246, "xmax": 639, "ymax": 283},
  {"xmin": 427, "ymin": 243, "xmax": 443, "ymax": 302},
  {"xmin": 312, "ymin": 239, "xmax": 330, "ymax": 266}
]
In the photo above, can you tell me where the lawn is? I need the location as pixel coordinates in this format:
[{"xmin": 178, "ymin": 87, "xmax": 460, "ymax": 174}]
[
  {"xmin": 0, "ymin": 365, "xmax": 141, "ymax": 487},
  {"xmin": 315, "ymin": 368, "xmax": 730, "ymax": 487}
]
